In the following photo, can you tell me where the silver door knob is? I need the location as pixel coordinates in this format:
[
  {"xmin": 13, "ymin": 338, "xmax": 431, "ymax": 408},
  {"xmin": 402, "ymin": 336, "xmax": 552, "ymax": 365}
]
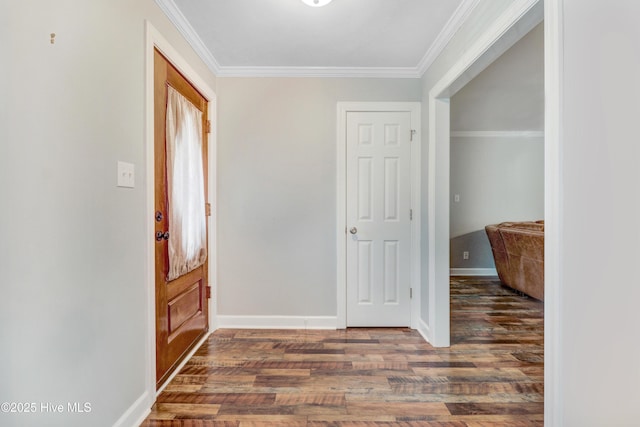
[{"xmin": 349, "ymin": 227, "xmax": 357, "ymax": 235}]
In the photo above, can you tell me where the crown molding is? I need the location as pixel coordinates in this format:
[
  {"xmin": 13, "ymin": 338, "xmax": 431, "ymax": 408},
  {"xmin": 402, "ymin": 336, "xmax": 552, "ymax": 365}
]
[
  {"xmin": 214, "ymin": 66, "xmax": 421, "ymax": 79},
  {"xmin": 154, "ymin": 0, "xmax": 222, "ymax": 74},
  {"xmin": 155, "ymin": 0, "xmax": 478, "ymax": 79},
  {"xmin": 416, "ymin": 0, "xmax": 482, "ymax": 76},
  {"xmin": 451, "ymin": 130, "xmax": 544, "ymax": 138}
]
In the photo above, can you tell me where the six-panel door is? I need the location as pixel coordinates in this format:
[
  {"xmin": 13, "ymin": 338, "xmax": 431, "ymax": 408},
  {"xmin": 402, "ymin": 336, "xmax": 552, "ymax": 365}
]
[{"xmin": 346, "ymin": 111, "xmax": 412, "ymax": 326}]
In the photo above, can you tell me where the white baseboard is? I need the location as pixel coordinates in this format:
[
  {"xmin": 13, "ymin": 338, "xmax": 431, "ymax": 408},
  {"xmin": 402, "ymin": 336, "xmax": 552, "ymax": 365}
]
[
  {"xmin": 113, "ymin": 390, "xmax": 151, "ymax": 427},
  {"xmin": 216, "ymin": 315, "xmax": 337, "ymax": 330},
  {"xmin": 450, "ymin": 268, "xmax": 497, "ymax": 276},
  {"xmin": 156, "ymin": 331, "xmax": 212, "ymax": 395},
  {"xmin": 417, "ymin": 318, "xmax": 432, "ymax": 345},
  {"xmin": 116, "ymin": 331, "xmax": 211, "ymax": 426}
]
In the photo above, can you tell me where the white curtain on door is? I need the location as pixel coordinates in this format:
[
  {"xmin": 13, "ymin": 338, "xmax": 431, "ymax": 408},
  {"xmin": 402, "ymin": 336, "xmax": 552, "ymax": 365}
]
[{"xmin": 165, "ymin": 85, "xmax": 207, "ymax": 281}]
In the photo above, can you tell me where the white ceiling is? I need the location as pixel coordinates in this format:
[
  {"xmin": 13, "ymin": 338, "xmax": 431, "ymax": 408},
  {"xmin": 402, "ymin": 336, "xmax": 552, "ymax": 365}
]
[{"xmin": 157, "ymin": 0, "xmax": 479, "ymax": 78}]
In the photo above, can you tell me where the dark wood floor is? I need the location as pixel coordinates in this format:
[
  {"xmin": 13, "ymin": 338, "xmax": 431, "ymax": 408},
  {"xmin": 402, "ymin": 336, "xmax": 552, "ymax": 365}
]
[{"xmin": 142, "ymin": 277, "xmax": 544, "ymax": 426}]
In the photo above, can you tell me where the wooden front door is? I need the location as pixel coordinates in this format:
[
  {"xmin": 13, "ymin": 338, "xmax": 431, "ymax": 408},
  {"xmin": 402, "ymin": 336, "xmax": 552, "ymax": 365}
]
[{"xmin": 154, "ymin": 48, "xmax": 209, "ymax": 388}]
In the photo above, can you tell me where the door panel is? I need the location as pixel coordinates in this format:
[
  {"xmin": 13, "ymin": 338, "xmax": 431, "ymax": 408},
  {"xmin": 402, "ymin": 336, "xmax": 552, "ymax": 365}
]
[
  {"xmin": 357, "ymin": 157, "xmax": 373, "ymax": 220},
  {"xmin": 357, "ymin": 240, "xmax": 373, "ymax": 303},
  {"xmin": 154, "ymin": 49, "xmax": 209, "ymax": 388},
  {"xmin": 346, "ymin": 111, "xmax": 411, "ymax": 327},
  {"xmin": 383, "ymin": 240, "xmax": 400, "ymax": 303}
]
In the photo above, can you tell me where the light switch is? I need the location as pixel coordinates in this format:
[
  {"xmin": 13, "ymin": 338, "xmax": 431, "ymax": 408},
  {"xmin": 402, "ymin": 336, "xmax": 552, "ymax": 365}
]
[
  {"xmin": 117, "ymin": 161, "xmax": 135, "ymax": 188},
  {"xmin": 454, "ymin": 194, "xmax": 460, "ymax": 203}
]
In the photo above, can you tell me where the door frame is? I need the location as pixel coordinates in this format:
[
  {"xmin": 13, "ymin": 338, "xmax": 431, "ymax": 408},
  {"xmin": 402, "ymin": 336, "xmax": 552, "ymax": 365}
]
[
  {"xmin": 425, "ymin": 0, "xmax": 543, "ymax": 348},
  {"xmin": 144, "ymin": 21, "xmax": 217, "ymax": 398},
  {"xmin": 336, "ymin": 102, "xmax": 421, "ymax": 329}
]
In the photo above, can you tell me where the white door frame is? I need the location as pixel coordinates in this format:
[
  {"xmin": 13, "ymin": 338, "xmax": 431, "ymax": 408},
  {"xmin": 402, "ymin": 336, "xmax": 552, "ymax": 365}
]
[
  {"xmin": 427, "ymin": 1, "xmax": 561, "ymax": 423},
  {"xmin": 337, "ymin": 102, "xmax": 421, "ymax": 329},
  {"xmin": 544, "ymin": 1, "xmax": 563, "ymax": 424},
  {"xmin": 425, "ymin": 0, "xmax": 543, "ymax": 347},
  {"xmin": 144, "ymin": 21, "xmax": 217, "ymax": 400}
]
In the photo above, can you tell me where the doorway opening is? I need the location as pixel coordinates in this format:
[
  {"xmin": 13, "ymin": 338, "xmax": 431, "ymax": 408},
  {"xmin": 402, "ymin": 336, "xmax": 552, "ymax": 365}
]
[
  {"xmin": 449, "ymin": 23, "xmax": 544, "ymax": 285},
  {"xmin": 425, "ymin": 0, "xmax": 543, "ymax": 348}
]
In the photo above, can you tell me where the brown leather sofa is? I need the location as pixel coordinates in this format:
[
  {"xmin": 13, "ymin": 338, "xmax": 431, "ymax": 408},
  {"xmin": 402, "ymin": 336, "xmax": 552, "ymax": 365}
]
[{"xmin": 485, "ymin": 221, "xmax": 544, "ymax": 301}]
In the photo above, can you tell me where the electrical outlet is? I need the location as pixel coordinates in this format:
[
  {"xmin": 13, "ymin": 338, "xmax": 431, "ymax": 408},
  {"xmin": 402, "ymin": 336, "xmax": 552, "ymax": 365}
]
[{"xmin": 463, "ymin": 251, "xmax": 469, "ymax": 260}]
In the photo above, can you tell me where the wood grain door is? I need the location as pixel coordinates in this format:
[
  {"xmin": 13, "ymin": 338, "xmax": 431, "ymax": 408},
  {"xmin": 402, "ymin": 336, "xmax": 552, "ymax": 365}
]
[{"xmin": 154, "ymin": 48, "xmax": 209, "ymax": 388}]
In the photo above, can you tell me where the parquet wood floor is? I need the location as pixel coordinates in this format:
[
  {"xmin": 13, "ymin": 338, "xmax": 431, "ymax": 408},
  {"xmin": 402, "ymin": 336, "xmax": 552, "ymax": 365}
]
[{"xmin": 141, "ymin": 277, "xmax": 544, "ymax": 426}]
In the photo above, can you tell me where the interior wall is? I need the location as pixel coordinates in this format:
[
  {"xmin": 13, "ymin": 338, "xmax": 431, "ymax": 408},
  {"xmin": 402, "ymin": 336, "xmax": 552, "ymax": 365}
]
[
  {"xmin": 558, "ymin": 0, "xmax": 640, "ymax": 424},
  {"xmin": 450, "ymin": 135, "xmax": 544, "ymax": 268},
  {"xmin": 215, "ymin": 77, "xmax": 421, "ymax": 319},
  {"xmin": 449, "ymin": 23, "xmax": 544, "ymax": 270},
  {"xmin": 0, "ymin": 1, "xmax": 216, "ymax": 426},
  {"xmin": 450, "ymin": 23, "xmax": 544, "ymax": 132}
]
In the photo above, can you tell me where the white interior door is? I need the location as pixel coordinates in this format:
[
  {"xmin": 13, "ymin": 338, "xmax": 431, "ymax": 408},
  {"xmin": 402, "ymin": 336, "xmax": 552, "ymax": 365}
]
[{"xmin": 346, "ymin": 111, "xmax": 412, "ymax": 326}]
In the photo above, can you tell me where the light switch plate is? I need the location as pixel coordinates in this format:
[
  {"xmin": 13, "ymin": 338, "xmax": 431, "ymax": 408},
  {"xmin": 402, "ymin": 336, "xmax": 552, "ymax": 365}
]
[{"xmin": 117, "ymin": 161, "xmax": 135, "ymax": 188}]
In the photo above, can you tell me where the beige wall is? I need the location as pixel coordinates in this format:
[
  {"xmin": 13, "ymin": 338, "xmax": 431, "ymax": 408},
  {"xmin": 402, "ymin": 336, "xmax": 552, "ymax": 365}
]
[
  {"xmin": 556, "ymin": 0, "xmax": 640, "ymax": 424},
  {"xmin": 7, "ymin": 1, "xmax": 640, "ymax": 424},
  {"xmin": 451, "ymin": 23, "xmax": 544, "ymax": 132},
  {"xmin": 449, "ymin": 23, "xmax": 544, "ymax": 269},
  {"xmin": 0, "ymin": 1, "xmax": 216, "ymax": 426},
  {"xmin": 215, "ymin": 77, "xmax": 421, "ymax": 318}
]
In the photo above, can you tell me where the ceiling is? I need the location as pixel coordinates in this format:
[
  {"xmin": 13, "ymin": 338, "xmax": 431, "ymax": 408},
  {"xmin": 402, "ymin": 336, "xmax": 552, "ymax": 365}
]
[{"xmin": 156, "ymin": 0, "xmax": 479, "ymax": 78}]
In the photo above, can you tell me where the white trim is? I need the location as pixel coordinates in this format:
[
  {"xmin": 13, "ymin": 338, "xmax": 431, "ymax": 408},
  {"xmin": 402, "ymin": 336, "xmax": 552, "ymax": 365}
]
[
  {"xmin": 429, "ymin": 0, "xmax": 543, "ymax": 99},
  {"xmin": 112, "ymin": 391, "xmax": 151, "ymax": 427},
  {"xmin": 154, "ymin": 0, "xmax": 419, "ymax": 78},
  {"xmin": 217, "ymin": 316, "xmax": 337, "ymax": 330},
  {"xmin": 544, "ymin": 0, "xmax": 563, "ymax": 425},
  {"xmin": 416, "ymin": 0, "xmax": 482, "ymax": 75},
  {"xmin": 426, "ymin": 0, "xmax": 543, "ymax": 347},
  {"xmin": 416, "ymin": 318, "xmax": 432, "ymax": 345},
  {"xmin": 156, "ymin": 332, "xmax": 212, "ymax": 395},
  {"xmin": 144, "ymin": 20, "xmax": 217, "ymax": 415},
  {"xmin": 214, "ymin": 66, "xmax": 421, "ymax": 79},
  {"xmin": 336, "ymin": 102, "xmax": 421, "ymax": 330},
  {"xmin": 154, "ymin": 0, "xmax": 481, "ymax": 79},
  {"xmin": 336, "ymin": 106, "xmax": 347, "ymax": 329},
  {"xmin": 427, "ymin": 97, "xmax": 451, "ymax": 347},
  {"xmin": 449, "ymin": 268, "xmax": 498, "ymax": 276},
  {"xmin": 154, "ymin": 0, "xmax": 222, "ymax": 74},
  {"xmin": 450, "ymin": 130, "xmax": 544, "ymax": 138}
]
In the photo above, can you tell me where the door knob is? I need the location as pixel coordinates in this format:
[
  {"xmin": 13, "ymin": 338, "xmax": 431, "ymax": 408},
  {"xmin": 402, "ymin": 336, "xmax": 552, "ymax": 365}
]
[
  {"xmin": 349, "ymin": 227, "xmax": 358, "ymax": 235},
  {"xmin": 155, "ymin": 231, "xmax": 170, "ymax": 241}
]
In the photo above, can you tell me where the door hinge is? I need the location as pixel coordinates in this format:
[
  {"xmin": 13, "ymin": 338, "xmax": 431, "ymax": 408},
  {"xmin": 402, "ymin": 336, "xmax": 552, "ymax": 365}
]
[
  {"xmin": 205, "ymin": 202, "xmax": 212, "ymax": 217},
  {"xmin": 206, "ymin": 120, "xmax": 212, "ymax": 134},
  {"xmin": 410, "ymin": 129, "xmax": 416, "ymax": 141},
  {"xmin": 206, "ymin": 286, "xmax": 212, "ymax": 299},
  {"xmin": 410, "ymin": 209, "xmax": 413, "ymax": 220},
  {"xmin": 410, "ymin": 288, "xmax": 413, "ymax": 299}
]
